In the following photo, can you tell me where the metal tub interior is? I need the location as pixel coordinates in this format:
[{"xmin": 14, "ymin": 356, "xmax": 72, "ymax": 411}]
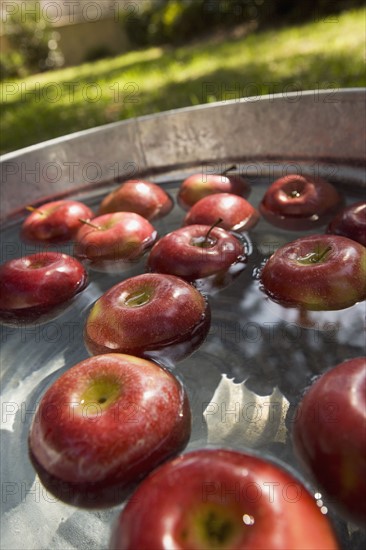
[{"xmin": 0, "ymin": 89, "xmax": 365, "ymax": 550}]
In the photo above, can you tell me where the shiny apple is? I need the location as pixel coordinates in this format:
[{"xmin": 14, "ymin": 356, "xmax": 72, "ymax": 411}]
[
  {"xmin": 110, "ymin": 448, "xmax": 339, "ymax": 550},
  {"xmin": 99, "ymin": 179, "xmax": 173, "ymax": 220},
  {"xmin": 74, "ymin": 212, "xmax": 157, "ymax": 271},
  {"xmin": 260, "ymin": 234, "xmax": 366, "ymax": 310},
  {"xmin": 147, "ymin": 224, "xmax": 247, "ymax": 288},
  {"xmin": 20, "ymin": 199, "xmax": 94, "ymax": 244},
  {"xmin": 178, "ymin": 167, "xmax": 250, "ymax": 210},
  {"xmin": 0, "ymin": 251, "xmax": 87, "ymax": 324},
  {"xmin": 29, "ymin": 353, "xmax": 191, "ymax": 490},
  {"xmin": 292, "ymin": 357, "xmax": 366, "ymax": 526},
  {"xmin": 183, "ymin": 193, "xmax": 259, "ymax": 232},
  {"xmin": 259, "ymin": 174, "xmax": 343, "ymax": 230},
  {"xmin": 84, "ymin": 273, "xmax": 210, "ymax": 366},
  {"xmin": 327, "ymin": 201, "xmax": 366, "ymax": 246}
]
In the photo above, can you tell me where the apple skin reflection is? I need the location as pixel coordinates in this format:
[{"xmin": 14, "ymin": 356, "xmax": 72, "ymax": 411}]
[
  {"xmin": 193, "ymin": 260, "xmax": 247, "ymax": 296},
  {"xmin": 29, "ymin": 447, "xmax": 138, "ymax": 509},
  {"xmin": 0, "ymin": 298, "xmax": 80, "ymax": 327},
  {"xmin": 143, "ymin": 309, "xmax": 212, "ymax": 369}
]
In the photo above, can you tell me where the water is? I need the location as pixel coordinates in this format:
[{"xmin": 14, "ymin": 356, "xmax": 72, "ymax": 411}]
[{"xmin": 0, "ymin": 171, "xmax": 365, "ymax": 549}]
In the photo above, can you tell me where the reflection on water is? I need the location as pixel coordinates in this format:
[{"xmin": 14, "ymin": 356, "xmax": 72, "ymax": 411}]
[
  {"xmin": 1, "ymin": 174, "xmax": 365, "ymax": 550},
  {"xmin": 203, "ymin": 374, "xmax": 290, "ymax": 447}
]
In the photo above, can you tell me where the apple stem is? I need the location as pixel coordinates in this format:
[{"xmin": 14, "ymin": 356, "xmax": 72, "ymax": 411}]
[
  {"xmin": 26, "ymin": 205, "xmax": 44, "ymax": 215},
  {"xmin": 315, "ymin": 246, "xmax": 332, "ymax": 262},
  {"xmin": 222, "ymin": 164, "xmax": 236, "ymax": 175},
  {"xmin": 204, "ymin": 218, "xmax": 223, "ymax": 244},
  {"xmin": 298, "ymin": 246, "xmax": 332, "ymax": 264},
  {"xmin": 79, "ymin": 218, "xmax": 102, "ymax": 230}
]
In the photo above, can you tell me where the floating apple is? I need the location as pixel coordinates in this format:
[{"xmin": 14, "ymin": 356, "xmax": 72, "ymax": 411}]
[
  {"xmin": 259, "ymin": 174, "xmax": 343, "ymax": 230},
  {"xmin": 292, "ymin": 357, "xmax": 366, "ymax": 526},
  {"xmin": 0, "ymin": 251, "xmax": 87, "ymax": 325},
  {"xmin": 110, "ymin": 448, "xmax": 339, "ymax": 550},
  {"xmin": 20, "ymin": 199, "xmax": 94, "ymax": 244},
  {"xmin": 147, "ymin": 224, "xmax": 247, "ymax": 289},
  {"xmin": 260, "ymin": 234, "xmax": 366, "ymax": 310},
  {"xmin": 99, "ymin": 179, "xmax": 174, "ymax": 220},
  {"xmin": 84, "ymin": 273, "xmax": 210, "ymax": 366},
  {"xmin": 327, "ymin": 201, "xmax": 366, "ymax": 246},
  {"xmin": 183, "ymin": 193, "xmax": 259, "ymax": 232},
  {"xmin": 29, "ymin": 354, "xmax": 191, "ymax": 492},
  {"xmin": 178, "ymin": 166, "xmax": 250, "ymax": 210},
  {"xmin": 74, "ymin": 212, "xmax": 157, "ymax": 271}
]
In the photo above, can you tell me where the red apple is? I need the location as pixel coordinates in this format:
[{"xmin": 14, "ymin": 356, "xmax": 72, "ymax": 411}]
[
  {"xmin": 260, "ymin": 234, "xmax": 366, "ymax": 310},
  {"xmin": 0, "ymin": 251, "xmax": 87, "ymax": 324},
  {"xmin": 147, "ymin": 224, "xmax": 247, "ymax": 286},
  {"xmin": 327, "ymin": 201, "xmax": 366, "ymax": 246},
  {"xmin": 110, "ymin": 448, "xmax": 339, "ymax": 550},
  {"xmin": 99, "ymin": 179, "xmax": 174, "ymax": 220},
  {"xmin": 259, "ymin": 174, "xmax": 343, "ymax": 230},
  {"xmin": 178, "ymin": 167, "xmax": 250, "ymax": 210},
  {"xmin": 84, "ymin": 273, "xmax": 211, "ymax": 366},
  {"xmin": 29, "ymin": 353, "xmax": 191, "ymax": 489},
  {"xmin": 74, "ymin": 212, "xmax": 157, "ymax": 271},
  {"xmin": 292, "ymin": 357, "xmax": 366, "ymax": 526},
  {"xmin": 20, "ymin": 199, "xmax": 94, "ymax": 244},
  {"xmin": 183, "ymin": 193, "xmax": 259, "ymax": 232}
]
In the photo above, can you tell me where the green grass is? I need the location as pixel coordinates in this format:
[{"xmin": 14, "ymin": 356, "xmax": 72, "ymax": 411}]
[{"xmin": 1, "ymin": 7, "xmax": 365, "ymax": 154}]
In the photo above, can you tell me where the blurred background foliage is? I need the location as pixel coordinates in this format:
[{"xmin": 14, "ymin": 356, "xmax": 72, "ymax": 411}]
[
  {"xmin": 122, "ymin": 0, "xmax": 366, "ymax": 47},
  {"xmin": 1, "ymin": 0, "xmax": 365, "ymax": 79},
  {"xmin": 1, "ymin": 1, "xmax": 365, "ymax": 153},
  {"xmin": 0, "ymin": 0, "xmax": 63, "ymax": 80}
]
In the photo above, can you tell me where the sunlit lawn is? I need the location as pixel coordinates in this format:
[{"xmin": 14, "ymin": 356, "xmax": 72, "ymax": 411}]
[{"xmin": 1, "ymin": 7, "xmax": 365, "ymax": 154}]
